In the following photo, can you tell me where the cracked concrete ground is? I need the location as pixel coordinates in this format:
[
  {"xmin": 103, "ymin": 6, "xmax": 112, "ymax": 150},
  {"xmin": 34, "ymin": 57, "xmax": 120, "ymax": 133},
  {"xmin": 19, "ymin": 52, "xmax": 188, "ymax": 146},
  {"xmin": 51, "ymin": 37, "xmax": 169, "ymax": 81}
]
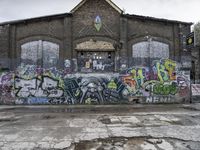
[{"xmin": 0, "ymin": 104, "xmax": 200, "ymax": 150}]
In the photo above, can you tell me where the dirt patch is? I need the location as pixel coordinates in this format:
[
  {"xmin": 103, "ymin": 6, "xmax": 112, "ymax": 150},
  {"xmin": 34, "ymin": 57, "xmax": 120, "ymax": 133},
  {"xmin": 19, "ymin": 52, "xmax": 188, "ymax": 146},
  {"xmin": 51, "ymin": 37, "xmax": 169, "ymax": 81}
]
[
  {"xmin": 0, "ymin": 117, "xmax": 18, "ymax": 122},
  {"xmin": 183, "ymin": 106, "xmax": 200, "ymax": 111},
  {"xmin": 71, "ymin": 137, "xmax": 200, "ymax": 150},
  {"xmin": 98, "ymin": 115, "xmax": 112, "ymax": 124},
  {"xmin": 41, "ymin": 115, "xmax": 56, "ymax": 120},
  {"xmin": 74, "ymin": 137, "xmax": 130, "ymax": 150}
]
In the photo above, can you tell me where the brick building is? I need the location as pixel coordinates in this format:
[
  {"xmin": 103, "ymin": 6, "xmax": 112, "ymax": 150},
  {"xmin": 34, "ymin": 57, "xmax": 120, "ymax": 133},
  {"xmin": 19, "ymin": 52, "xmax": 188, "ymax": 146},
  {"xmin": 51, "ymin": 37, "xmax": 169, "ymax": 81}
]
[
  {"xmin": 0, "ymin": 0, "xmax": 194, "ymax": 105},
  {"xmin": 0, "ymin": 0, "xmax": 192, "ymax": 71}
]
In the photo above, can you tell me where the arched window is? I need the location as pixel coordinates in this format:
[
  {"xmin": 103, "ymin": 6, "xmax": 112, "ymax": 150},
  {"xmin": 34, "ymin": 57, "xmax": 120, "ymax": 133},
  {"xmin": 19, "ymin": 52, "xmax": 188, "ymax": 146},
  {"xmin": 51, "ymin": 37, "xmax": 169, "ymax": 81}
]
[
  {"xmin": 21, "ymin": 40, "xmax": 59, "ymax": 68},
  {"xmin": 132, "ymin": 41, "xmax": 169, "ymax": 66}
]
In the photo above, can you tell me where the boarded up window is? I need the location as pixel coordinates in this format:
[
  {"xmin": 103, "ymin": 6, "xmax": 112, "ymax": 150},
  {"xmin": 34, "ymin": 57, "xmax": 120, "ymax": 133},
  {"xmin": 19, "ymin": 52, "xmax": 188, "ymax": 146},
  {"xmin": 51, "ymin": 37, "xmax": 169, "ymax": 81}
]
[
  {"xmin": 21, "ymin": 40, "xmax": 59, "ymax": 68},
  {"xmin": 131, "ymin": 41, "xmax": 169, "ymax": 66},
  {"xmin": 42, "ymin": 41, "xmax": 59, "ymax": 68}
]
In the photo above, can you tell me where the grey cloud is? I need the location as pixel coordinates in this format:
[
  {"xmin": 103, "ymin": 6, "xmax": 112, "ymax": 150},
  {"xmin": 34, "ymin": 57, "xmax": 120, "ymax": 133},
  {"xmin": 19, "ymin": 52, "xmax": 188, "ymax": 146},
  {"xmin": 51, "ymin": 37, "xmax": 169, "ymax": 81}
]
[
  {"xmin": 114, "ymin": 0, "xmax": 199, "ymax": 23},
  {"xmin": 0, "ymin": 0, "xmax": 80, "ymax": 22},
  {"xmin": 0, "ymin": 0, "xmax": 199, "ymax": 23}
]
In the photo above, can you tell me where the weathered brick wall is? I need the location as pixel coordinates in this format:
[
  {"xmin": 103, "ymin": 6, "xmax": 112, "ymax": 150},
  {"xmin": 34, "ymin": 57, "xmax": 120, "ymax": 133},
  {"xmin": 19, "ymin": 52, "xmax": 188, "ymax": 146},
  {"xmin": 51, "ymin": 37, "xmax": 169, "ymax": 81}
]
[
  {"xmin": 192, "ymin": 46, "xmax": 200, "ymax": 83},
  {"xmin": 197, "ymin": 47, "xmax": 200, "ymax": 83},
  {"xmin": 0, "ymin": 25, "xmax": 9, "ymax": 69},
  {"xmin": 127, "ymin": 18, "xmax": 175, "ymax": 59},
  {"xmin": 16, "ymin": 19, "xmax": 64, "ymax": 40},
  {"xmin": 127, "ymin": 18, "xmax": 174, "ymax": 40},
  {"xmin": 126, "ymin": 17, "xmax": 191, "ymax": 66},
  {"xmin": 6, "ymin": 17, "xmax": 73, "ymax": 68},
  {"xmin": 72, "ymin": 0, "xmax": 120, "ymax": 41},
  {"xmin": 15, "ymin": 19, "xmax": 64, "ymax": 62}
]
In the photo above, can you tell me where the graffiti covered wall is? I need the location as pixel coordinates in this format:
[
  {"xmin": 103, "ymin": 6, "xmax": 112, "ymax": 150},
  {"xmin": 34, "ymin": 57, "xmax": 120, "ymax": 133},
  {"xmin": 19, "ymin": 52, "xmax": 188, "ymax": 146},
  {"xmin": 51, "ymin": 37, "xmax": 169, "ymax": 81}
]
[{"xmin": 0, "ymin": 59, "xmax": 190, "ymax": 105}]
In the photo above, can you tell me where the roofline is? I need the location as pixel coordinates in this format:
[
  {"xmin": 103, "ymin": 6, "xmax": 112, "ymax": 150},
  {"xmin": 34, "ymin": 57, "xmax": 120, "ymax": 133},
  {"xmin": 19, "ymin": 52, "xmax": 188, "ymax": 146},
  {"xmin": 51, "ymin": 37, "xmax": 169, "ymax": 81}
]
[
  {"xmin": 123, "ymin": 14, "xmax": 193, "ymax": 25},
  {"xmin": 71, "ymin": 0, "xmax": 123, "ymax": 14},
  {"xmin": 70, "ymin": 0, "xmax": 87, "ymax": 13},
  {"xmin": 0, "ymin": 13, "xmax": 72, "ymax": 26},
  {"xmin": 0, "ymin": 5, "xmax": 193, "ymax": 26},
  {"xmin": 105, "ymin": 0, "xmax": 123, "ymax": 13}
]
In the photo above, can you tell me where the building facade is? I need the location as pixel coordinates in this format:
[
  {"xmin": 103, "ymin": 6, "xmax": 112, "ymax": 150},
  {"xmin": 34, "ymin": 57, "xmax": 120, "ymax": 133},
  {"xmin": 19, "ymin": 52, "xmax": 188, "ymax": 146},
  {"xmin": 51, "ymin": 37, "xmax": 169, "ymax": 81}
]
[{"xmin": 0, "ymin": 0, "xmax": 193, "ymax": 105}]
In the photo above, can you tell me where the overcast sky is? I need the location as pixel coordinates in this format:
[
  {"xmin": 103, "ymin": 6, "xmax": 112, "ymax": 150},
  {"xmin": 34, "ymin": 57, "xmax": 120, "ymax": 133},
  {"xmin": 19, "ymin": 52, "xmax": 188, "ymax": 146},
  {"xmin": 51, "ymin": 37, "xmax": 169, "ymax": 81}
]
[{"xmin": 0, "ymin": 0, "xmax": 199, "ymax": 24}]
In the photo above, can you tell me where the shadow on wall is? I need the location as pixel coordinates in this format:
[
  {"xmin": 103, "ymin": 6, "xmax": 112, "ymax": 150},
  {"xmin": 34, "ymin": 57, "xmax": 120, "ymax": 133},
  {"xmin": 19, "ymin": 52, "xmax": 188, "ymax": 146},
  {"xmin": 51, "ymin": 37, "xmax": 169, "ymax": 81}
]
[{"xmin": 0, "ymin": 59, "xmax": 191, "ymax": 105}]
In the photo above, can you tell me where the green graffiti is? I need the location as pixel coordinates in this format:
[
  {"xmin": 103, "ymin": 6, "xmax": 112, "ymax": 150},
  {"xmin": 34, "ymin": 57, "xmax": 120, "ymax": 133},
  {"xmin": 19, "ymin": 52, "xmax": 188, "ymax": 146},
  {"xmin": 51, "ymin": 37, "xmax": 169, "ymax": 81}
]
[
  {"xmin": 107, "ymin": 79, "xmax": 117, "ymax": 90},
  {"xmin": 130, "ymin": 68, "xmax": 147, "ymax": 88},
  {"xmin": 156, "ymin": 62, "xmax": 169, "ymax": 83},
  {"xmin": 85, "ymin": 98, "xmax": 92, "ymax": 105},
  {"xmin": 153, "ymin": 83, "xmax": 178, "ymax": 95}
]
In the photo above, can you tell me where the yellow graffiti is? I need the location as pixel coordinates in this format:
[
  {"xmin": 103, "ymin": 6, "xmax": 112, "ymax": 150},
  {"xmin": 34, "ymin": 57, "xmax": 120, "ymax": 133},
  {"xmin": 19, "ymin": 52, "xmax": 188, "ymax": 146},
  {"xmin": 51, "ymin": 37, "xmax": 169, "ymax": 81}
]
[
  {"xmin": 130, "ymin": 68, "xmax": 146, "ymax": 88},
  {"xmin": 138, "ymin": 68, "xmax": 145, "ymax": 85},
  {"xmin": 164, "ymin": 59, "xmax": 176, "ymax": 80},
  {"xmin": 131, "ymin": 69, "xmax": 137, "ymax": 79},
  {"xmin": 156, "ymin": 61, "xmax": 169, "ymax": 83}
]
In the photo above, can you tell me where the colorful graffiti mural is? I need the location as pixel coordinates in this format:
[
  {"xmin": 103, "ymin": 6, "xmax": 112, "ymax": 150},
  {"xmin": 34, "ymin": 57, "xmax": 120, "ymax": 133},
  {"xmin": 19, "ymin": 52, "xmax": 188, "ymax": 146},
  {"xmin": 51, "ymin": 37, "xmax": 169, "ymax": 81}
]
[
  {"xmin": 0, "ymin": 59, "xmax": 191, "ymax": 105},
  {"xmin": 152, "ymin": 59, "xmax": 177, "ymax": 82},
  {"xmin": 0, "ymin": 71, "xmax": 15, "ymax": 104}
]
